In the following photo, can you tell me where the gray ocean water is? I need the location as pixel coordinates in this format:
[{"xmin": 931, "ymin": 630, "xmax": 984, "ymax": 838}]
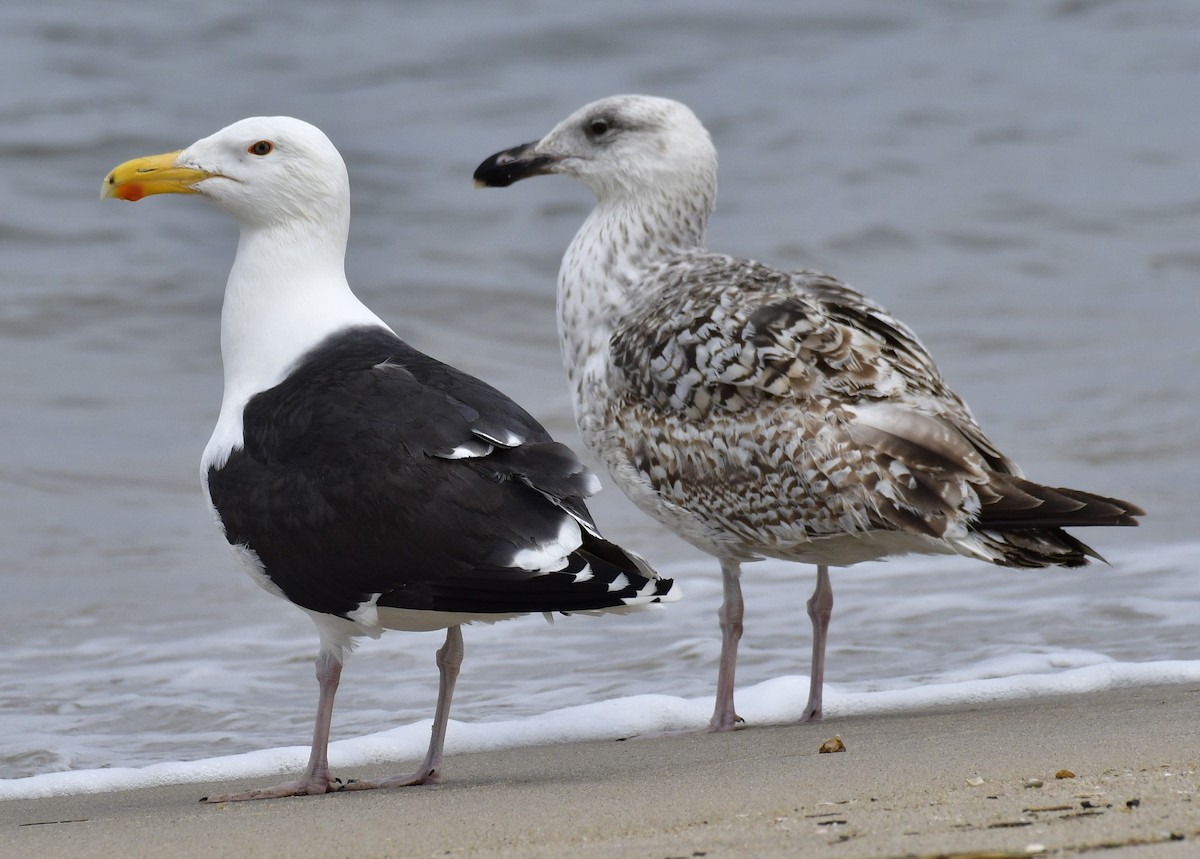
[{"xmin": 1, "ymin": 0, "xmax": 1197, "ymax": 779}]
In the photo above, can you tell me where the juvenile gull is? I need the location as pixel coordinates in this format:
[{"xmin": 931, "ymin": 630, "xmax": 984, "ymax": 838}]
[
  {"xmin": 474, "ymin": 94, "xmax": 1143, "ymax": 731},
  {"xmin": 102, "ymin": 116, "xmax": 677, "ymax": 801}
]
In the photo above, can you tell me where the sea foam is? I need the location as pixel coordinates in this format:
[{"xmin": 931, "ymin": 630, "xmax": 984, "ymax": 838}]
[{"xmin": 3, "ymin": 657, "xmax": 1198, "ymax": 800}]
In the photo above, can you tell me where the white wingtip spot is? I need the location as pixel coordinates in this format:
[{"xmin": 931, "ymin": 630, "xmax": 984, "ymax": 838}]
[
  {"xmin": 606, "ymin": 573, "xmax": 630, "ymax": 593},
  {"xmin": 510, "ymin": 517, "xmax": 582, "ymax": 573},
  {"xmin": 621, "ymin": 577, "xmax": 682, "ymax": 606}
]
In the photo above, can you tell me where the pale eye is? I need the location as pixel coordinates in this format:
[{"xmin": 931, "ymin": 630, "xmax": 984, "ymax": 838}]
[{"xmin": 248, "ymin": 140, "xmax": 274, "ymax": 156}]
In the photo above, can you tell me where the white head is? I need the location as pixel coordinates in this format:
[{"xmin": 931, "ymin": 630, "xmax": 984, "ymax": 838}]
[
  {"xmin": 103, "ymin": 116, "xmax": 350, "ymax": 234},
  {"xmin": 474, "ymin": 94, "xmax": 717, "ymax": 208},
  {"xmin": 104, "ymin": 116, "xmax": 388, "ymax": 472}
]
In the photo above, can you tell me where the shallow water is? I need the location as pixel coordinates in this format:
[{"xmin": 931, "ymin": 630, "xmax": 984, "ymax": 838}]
[{"xmin": 1, "ymin": 0, "xmax": 1197, "ymax": 782}]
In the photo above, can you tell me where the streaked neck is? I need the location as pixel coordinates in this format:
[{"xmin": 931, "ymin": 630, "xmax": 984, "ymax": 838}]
[{"xmin": 558, "ymin": 183, "xmax": 712, "ymax": 394}]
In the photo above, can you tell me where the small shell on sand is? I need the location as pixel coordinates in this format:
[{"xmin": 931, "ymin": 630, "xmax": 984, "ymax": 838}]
[{"xmin": 819, "ymin": 735, "xmax": 846, "ymax": 754}]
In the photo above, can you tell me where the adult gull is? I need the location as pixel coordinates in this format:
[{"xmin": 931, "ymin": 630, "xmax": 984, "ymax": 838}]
[
  {"xmin": 474, "ymin": 94, "xmax": 1143, "ymax": 732},
  {"xmin": 102, "ymin": 116, "xmax": 678, "ymax": 800}
]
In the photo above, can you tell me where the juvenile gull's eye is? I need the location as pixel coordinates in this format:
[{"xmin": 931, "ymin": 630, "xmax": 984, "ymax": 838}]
[
  {"xmin": 248, "ymin": 140, "xmax": 274, "ymax": 156},
  {"xmin": 587, "ymin": 118, "xmax": 610, "ymax": 138}
]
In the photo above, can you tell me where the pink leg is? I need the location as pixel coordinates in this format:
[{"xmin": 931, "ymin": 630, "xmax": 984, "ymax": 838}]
[
  {"xmin": 203, "ymin": 650, "xmax": 344, "ymax": 803},
  {"xmin": 800, "ymin": 564, "xmax": 833, "ymax": 723},
  {"xmin": 633, "ymin": 559, "xmax": 744, "ymax": 739},
  {"xmin": 708, "ymin": 559, "xmax": 745, "ymax": 732},
  {"xmin": 342, "ymin": 624, "xmax": 464, "ymax": 790}
]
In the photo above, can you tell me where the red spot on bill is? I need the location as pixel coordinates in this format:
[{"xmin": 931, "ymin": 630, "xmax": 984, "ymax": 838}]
[{"xmin": 116, "ymin": 183, "xmax": 145, "ymax": 202}]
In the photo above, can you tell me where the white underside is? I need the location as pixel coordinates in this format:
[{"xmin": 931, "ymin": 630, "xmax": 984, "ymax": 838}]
[{"xmin": 301, "ymin": 605, "xmax": 529, "ymax": 663}]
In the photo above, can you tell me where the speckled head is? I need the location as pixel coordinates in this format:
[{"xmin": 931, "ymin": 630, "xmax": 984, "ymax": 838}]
[{"xmin": 474, "ymin": 94, "xmax": 717, "ymax": 207}]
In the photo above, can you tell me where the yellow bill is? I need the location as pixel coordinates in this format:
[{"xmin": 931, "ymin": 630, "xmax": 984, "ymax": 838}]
[{"xmin": 101, "ymin": 151, "xmax": 216, "ymax": 201}]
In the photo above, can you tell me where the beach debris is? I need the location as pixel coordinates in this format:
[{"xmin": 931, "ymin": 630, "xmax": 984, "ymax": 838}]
[
  {"xmin": 1125, "ymin": 798, "xmax": 1141, "ymax": 809},
  {"xmin": 16, "ymin": 819, "xmax": 91, "ymax": 827},
  {"xmin": 966, "ymin": 776, "xmax": 986, "ymax": 787},
  {"xmin": 1055, "ymin": 769, "xmax": 1076, "ymax": 779},
  {"xmin": 1023, "ymin": 778, "xmax": 1045, "ymax": 789},
  {"xmin": 818, "ymin": 734, "xmax": 846, "ymax": 754}
]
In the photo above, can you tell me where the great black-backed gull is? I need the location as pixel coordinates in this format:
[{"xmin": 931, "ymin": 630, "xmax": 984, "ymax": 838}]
[
  {"xmin": 474, "ymin": 94, "xmax": 1144, "ymax": 732},
  {"xmin": 102, "ymin": 115, "xmax": 678, "ymax": 801}
]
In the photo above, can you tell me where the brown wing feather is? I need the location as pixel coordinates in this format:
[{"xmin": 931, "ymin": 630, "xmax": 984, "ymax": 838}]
[{"xmin": 607, "ymin": 251, "xmax": 1141, "ymax": 565}]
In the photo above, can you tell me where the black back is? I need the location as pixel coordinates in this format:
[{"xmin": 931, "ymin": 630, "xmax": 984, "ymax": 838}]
[{"xmin": 207, "ymin": 327, "xmax": 670, "ymax": 619}]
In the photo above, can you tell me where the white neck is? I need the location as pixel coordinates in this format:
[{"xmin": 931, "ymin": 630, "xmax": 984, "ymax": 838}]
[{"xmin": 202, "ymin": 219, "xmax": 388, "ymax": 473}]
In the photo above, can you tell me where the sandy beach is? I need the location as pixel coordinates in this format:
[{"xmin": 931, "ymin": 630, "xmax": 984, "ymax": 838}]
[{"xmin": 3, "ymin": 683, "xmax": 1196, "ymax": 858}]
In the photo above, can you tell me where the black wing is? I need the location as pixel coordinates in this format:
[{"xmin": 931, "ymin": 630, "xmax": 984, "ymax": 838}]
[{"xmin": 208, "ymin": 327, "xmax": 668, "ymax": 619}]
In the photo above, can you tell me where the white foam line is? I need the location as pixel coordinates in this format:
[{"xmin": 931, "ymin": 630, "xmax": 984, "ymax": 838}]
[{"xmin": 3, "ymin": 659, "xmax": 1198, "ymax": 801}]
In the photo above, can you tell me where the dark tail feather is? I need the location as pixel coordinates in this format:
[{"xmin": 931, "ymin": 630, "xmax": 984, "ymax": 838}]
[
  {"xmin": 971, "ymin": 474, "xmax": 1143, "ymax": 568},
  {"xmin": 972, "ymin": 527, "xmax": 1101, "ymax": 568},
  {"xmin": 980, "ymin": 475, "xmax": 1144, "ymax": 529}
]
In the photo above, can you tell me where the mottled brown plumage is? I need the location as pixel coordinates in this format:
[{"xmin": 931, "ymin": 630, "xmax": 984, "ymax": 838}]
[{"xmin": 475, "ymin": 94, "xmax": 1143, "ymax": 730}]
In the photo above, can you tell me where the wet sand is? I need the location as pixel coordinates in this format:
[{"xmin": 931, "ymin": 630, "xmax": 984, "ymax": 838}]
[{"xmin": 3, "ymin": 683, "xmax": 1197, "ymax": 858}]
